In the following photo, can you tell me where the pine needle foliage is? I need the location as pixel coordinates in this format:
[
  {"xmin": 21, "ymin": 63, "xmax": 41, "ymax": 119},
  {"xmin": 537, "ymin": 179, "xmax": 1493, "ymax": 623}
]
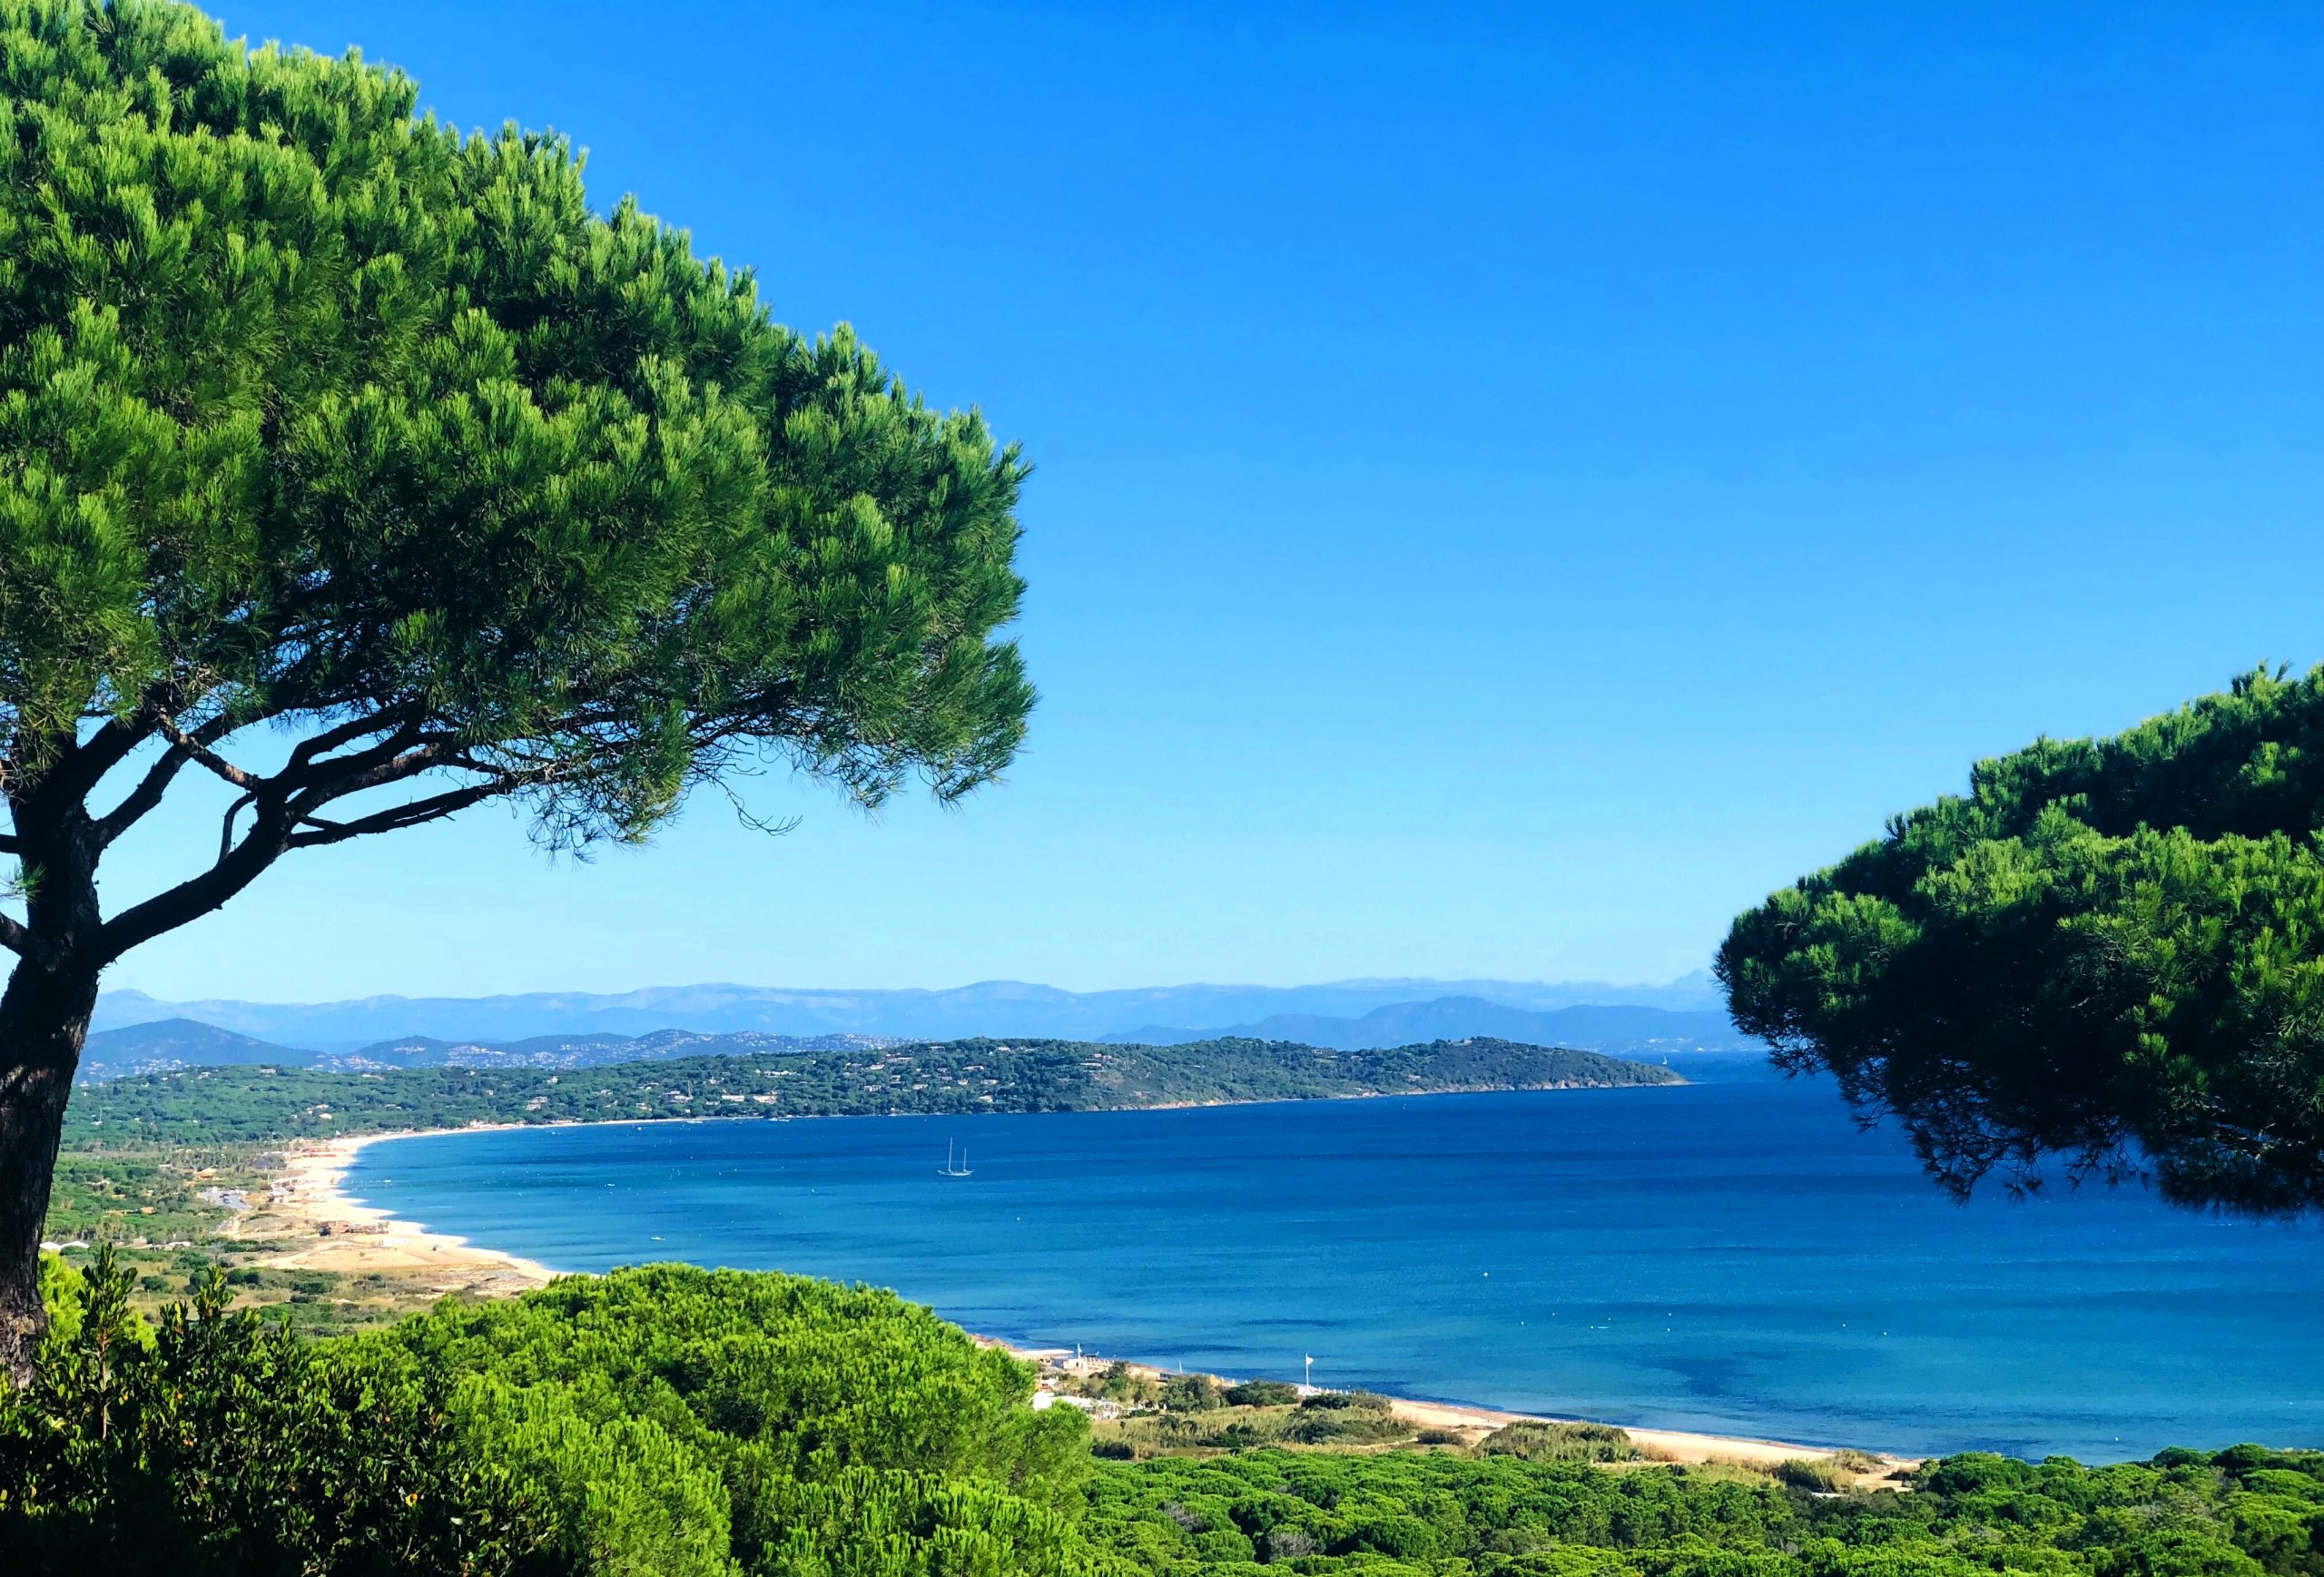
[
  {"xmin": 1719, "ymin": 666, "xmax": 2324, "ymax": 1215},
  {"xmin": 4, "ymin": 1261, "xmax": 1108, "ymax": 1575},
  {"xmin": 0, "ymin": 1246, "xmax": 545, "ymax": 1572},
  {"xmin": 0, "ymin": 0, "xmax": 1032, "ymax": 847}
]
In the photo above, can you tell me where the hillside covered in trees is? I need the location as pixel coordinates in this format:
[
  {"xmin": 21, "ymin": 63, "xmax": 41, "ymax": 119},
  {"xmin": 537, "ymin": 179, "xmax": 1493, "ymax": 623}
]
[{"xmin": 64, "ymin": 1037, "xmax": 1682, "ymax": 1145}]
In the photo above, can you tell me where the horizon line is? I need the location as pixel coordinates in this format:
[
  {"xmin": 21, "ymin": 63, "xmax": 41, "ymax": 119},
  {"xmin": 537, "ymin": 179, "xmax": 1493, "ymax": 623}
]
[{"xmin": 96, "ymin": 969, "xmax": 1720, "ymax": 1009}]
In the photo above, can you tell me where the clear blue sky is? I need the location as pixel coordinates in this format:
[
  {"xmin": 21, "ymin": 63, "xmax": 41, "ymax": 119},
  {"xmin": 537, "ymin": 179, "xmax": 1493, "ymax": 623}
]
[{"xmin": 99, "ymin": 1, "xmax": 2324, "ymax": 1001}]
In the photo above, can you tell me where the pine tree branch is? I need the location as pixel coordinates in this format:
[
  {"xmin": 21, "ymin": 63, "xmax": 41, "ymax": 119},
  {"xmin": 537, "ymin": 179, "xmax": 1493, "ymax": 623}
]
[
  {"xmin": 96, "ymin": 707, "xmax": 424, "ymax": 854},
  {"xmin": 97, "ymin": 744, "xmax": 514, "ymax": 961},
  {"xmin": 92, "ymin": 744, "xmax": 194, "ymax": 849},
  {"xmin": 218, "ymin": 792, "xmax": 257, "ymax": 863},
  {"xmin": 284, "ymin": 707, "xmax": 417, "ymax": 774},
  {"xmin": 154, "ymin": 717, "xmax": 261, "ymax": 791},
  {"xmin": 95, "ymin": 808, "xmax": 292, "ymax": 964},
  {"xmin": 39, "ymin": 705, "xmax": 161, "ymax": 806},
  {"xmin": 287, "ymin": 783, "xmax": 507, "ymax": 847},
  {"xmin": 93, "ymin": 701, "xmax": 304, "ymax": 849},
  {"xmin": 284, "ymin": 740, "xmax": 455, "ymax": 815},
  {"xmin": 99, "ymin": 709, "xmax": 434, "ymax": 860},
  {"xmin": 0, "ymin": 914, "xmax": 34, "ymax": 960}
]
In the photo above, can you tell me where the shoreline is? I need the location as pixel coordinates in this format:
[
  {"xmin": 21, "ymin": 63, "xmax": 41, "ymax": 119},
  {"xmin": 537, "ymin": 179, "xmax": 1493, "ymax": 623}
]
[
  {"xmin": 983, "ymin": 1340, "xmax": 1902, "ymax": 1472},
  {"xmin": 290, "ymin": 1118, "xmax": 1912, "ymax": 1474},
  {"xmin": 254, "ymin": 1128, "xmax": 556, "ymax": 1292}
]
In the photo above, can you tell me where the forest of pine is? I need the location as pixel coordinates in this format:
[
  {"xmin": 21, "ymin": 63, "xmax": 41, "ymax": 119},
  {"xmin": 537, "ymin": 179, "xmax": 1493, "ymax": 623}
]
[
  {"xmin": 63, "ymin": 1036, "xmax": 1684, "ymax": 1144},
  {"xmin": 8, "ymin": 1254, "xmax": 2321, "ymax": 1575}
]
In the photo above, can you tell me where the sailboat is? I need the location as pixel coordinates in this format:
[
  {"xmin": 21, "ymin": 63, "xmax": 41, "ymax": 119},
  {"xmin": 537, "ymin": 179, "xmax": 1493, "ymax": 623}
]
[{"xmin": 939, "ymin": 1139, "xmax": 973, "ymax": 1178}]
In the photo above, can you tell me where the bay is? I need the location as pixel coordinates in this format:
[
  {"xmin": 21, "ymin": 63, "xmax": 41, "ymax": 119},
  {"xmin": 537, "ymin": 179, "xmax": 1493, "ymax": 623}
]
[{"xmin": 345, "ymin": 1058, "xmax": 2324, "ymax": 1461}]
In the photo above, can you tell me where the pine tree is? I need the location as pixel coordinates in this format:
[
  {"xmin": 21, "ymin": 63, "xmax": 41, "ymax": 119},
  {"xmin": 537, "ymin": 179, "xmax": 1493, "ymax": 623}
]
[
  {"xmin": 1719, "ymin": 665, "xmax": 2324, "ymax": 1217},
  {"xmin": 0, "ymin": 0, "xmax": 1036, "ymax": 1380}
]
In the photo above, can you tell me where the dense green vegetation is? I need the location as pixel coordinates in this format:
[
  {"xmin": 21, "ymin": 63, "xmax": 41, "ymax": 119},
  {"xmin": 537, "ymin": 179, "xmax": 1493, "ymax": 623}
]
[
  {"xmin": 1719, "ymin": 666, "xmax": 2324, "ymax": 1215},
  {"xmin": 44, "ymin": 1144, "xmax": 241, "ymax": 1246},
  {"xmin": 64, "ymin": 1037, "xmax": 1681, "ymax": 1146},
  {"xmin": 5, "ymin": 1256, "xmax": 1096, "ymax": 1574},
  {"xmin": 5, "ymin": 1250, "xmax": 544, "ymax": 1572},
  {"xmin": 10, "ymin": 1254, "xmax": 2324, "ymax": 1577},
  {"xmin": 1474, "ymin": 1420, "xmax": 1647, "ymax": 1464},
  {"xmin": 1087, "ymin": 1380, "xmax": 1413, "ymax": 1457},
  {"xmin": 1082, "ymin": 1443, "xmax": 2324, "ymax": 1575}
]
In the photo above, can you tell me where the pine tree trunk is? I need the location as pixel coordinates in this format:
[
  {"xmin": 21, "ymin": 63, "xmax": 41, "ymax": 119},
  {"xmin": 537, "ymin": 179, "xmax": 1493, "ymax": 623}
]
[
  {"xmin": 0, "ymin": 775, "xmax": 107, "ymax": 1387},
  {"xmin": 0, "ymin": 759, "xmax": 111, "ymax": 1383},
  {"xmin": 0, "ymin": 951, "xmax": 98, "ymax": 1388}
]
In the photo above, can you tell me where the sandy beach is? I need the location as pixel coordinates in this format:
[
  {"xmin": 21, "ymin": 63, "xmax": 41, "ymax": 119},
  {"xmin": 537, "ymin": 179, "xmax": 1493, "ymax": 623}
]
[
  {"xmin": 269, "ymin": 1123, "xmax": 1910, "ymax": 1476},
  {"xmin": 247, "ymin": 1129, "xmax": 556, "ymax": 1295},
  {"xmin": 995, "ymin": 1342, "xmax": 1906, "ymax": 1474},
  {"xmin": 1377, "ymin": 1395, "xmax": 1893, "ymax": 1471}
]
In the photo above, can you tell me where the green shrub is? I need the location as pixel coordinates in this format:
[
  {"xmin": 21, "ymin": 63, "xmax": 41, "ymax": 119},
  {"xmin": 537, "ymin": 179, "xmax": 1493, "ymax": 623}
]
[
  {"xmin": 372, "ymin": 1264, "xmax": 1096, "ymax": 1569},
  {"xmin": 35, "ymin": 1255, "xmax": 93, "ymax": 1348},
  {"xmin": 1222, "ymin": 1379, "xmax": 1299, "ymax": 1407},
  {"xmin": 1772, "ymin": 1456, "xmax": 1846, "ymax": 1491},
  {"xmin": 4, "ymin": 1259, "xmax": 1099, "ymax": 1575},
  {"xmin": 0, "ymin": 1248, "xmax": 541, "ymax": 1574},
  {"xmin": 1284, "ymin": 1407, "xmax": 1408, "ymax": 1446},
  {"xmin": 457, "ymin": 1376, "xmax": 734, "ymax": 1577},
  {"xmin": 1477, "ymin": 1420, "xmax": 1640, "ymax": 1464},
  {"xmin": 1160, "ymin": 1373, "xmax": 1222, "ymax": 1412}
]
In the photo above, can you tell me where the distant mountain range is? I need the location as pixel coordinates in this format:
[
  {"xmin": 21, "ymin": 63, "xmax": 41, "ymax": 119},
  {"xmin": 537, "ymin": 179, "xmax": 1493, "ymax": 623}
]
[
  {"xmin": 88, "ymin": 972, "xmax": 1727, "ymax": 1050},
  {"xmin": 76, "ymin": 1019, "xmax": 300, "ymax": 1079},
  {"xmin": 1104, "ymin": 997, "xmax": 1753, "ymax": 1054},
  {"xmin": 75, "ymin": 979, "xmax": 1758, "ymax": 1082},
  {"xmin": 76, "ymin": 1018, "xmax": 893, "ymax": 1081}
]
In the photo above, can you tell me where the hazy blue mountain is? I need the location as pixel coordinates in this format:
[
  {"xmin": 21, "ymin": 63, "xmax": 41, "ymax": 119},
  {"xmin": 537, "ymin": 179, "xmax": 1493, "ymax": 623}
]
[
  {"xmin": 77, "ymin": 1021, "xmax": 901, "ymax": 1079},
  {"xmin": 1104, "ymin": 997, "xmax": 1756, "ymax": 1054},
  {"xmin": 79, "ymin": 1018, "xmax": 308, "ymax": 1079},
  {"xmin": 330, "ymin": 1028, "xmax": 890, "ymax": 1070},
  {"xmin": 72, "ymin": 1001, "xmax": 1746, "ymax": 1081},
  {"xmin": 89, "ymin": 972, "xmax": 1721, "ymax": 1049}
]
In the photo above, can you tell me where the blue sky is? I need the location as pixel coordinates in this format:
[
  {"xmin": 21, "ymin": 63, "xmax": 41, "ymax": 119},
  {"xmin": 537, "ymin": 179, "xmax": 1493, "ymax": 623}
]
[{"xmin": 96, "ymin": 2, "xmax": 2324, "ymax": 1001}]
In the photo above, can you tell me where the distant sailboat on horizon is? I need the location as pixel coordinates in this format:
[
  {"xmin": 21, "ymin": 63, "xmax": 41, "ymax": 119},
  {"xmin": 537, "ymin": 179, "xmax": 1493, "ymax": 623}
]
[{"xmin": 939, "ymin": 1139, "xmax": 973, "ymax": 1178}]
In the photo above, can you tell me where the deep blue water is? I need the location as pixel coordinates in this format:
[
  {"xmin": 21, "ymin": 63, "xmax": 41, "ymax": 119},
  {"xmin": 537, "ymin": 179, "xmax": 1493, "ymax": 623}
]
[{"xmin": 346, "ymin": 1059, "xmax": 2324, "ymax": 1461}]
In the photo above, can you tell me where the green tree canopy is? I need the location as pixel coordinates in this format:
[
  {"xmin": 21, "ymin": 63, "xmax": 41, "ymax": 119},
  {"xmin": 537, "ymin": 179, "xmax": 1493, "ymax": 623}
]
[
  {"xmin": 4, "ymin": 1257, "xmax": 1099, "ymax": 1574},
  {"xmin": 1718, "ymin": 666, "xmax": 2324, "ymax": 1216},
  {"xmin": 0, "ymin": 0, "xmax": 1034, "ymax": 1379}
]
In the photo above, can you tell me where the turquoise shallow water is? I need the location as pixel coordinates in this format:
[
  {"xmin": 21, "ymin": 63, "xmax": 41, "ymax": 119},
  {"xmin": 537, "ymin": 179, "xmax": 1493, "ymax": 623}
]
[{"xmin": 346, "ymin": 1059, "xmax": 2324, "ymax": 1461}]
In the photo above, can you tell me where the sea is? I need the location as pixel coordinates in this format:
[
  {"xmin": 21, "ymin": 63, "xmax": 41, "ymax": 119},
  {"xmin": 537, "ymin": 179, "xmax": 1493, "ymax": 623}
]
[{"xmin": 343, "ymin": 1054, "xmax": 2324, "ymax": 1462}]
